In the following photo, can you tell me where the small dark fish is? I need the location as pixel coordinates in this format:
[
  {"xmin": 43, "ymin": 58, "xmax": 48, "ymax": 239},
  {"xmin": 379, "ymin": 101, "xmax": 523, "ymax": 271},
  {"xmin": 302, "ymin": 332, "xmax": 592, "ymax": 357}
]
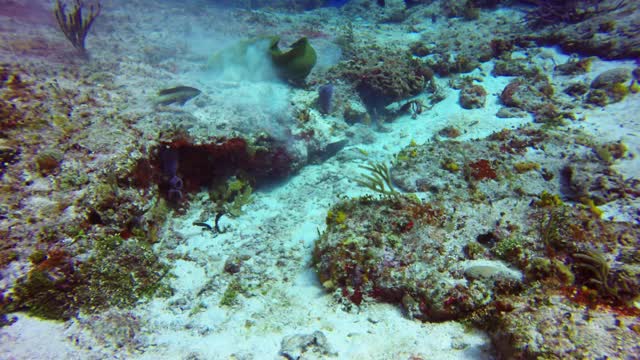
[
  {"xmin": 155, "ymin": 86, "xmax": 201, "ymax": 106},
  {"xmin": 193, "ymin": 222, "xmax": 213, "ymax": 231},
  {"xmin": 399, "ymin": 100, "xmax": 424, "ymax": 119}
]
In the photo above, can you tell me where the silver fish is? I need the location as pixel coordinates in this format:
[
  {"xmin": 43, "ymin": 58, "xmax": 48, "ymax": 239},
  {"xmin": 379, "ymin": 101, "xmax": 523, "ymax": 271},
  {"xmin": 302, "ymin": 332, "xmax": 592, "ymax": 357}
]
[{"xmin": 155, "ymin": 86, "xmax": 201, "ymax": 106}]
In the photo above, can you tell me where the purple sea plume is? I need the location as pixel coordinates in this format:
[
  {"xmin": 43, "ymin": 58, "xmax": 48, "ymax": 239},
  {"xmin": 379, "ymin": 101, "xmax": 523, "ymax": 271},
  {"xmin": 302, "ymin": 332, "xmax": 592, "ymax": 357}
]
[
  {"xmin": 318, "ymin": 83, "xmax": 334, "ymax": 115},
  {"xmin": 160, "ymin": 146, "xmax": 183, "ymax": 202}
]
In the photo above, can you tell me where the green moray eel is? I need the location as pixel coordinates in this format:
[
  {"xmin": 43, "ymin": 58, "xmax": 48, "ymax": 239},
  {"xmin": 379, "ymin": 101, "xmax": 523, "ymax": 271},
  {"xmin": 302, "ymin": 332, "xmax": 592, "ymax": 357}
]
[
  {"xmin": 269, "ymin": 36, "xmax": 317, "ymax": 83},
  {"xmin": 207, "ymin": 36, "xmax": 316, "ymax": 83}
]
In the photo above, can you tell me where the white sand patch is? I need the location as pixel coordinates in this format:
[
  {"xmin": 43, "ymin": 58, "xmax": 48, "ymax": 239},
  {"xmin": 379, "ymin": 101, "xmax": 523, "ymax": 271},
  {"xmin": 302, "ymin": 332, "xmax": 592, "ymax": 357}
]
[
  {"xmin": 580, "ymin": 92, "xmax": 640, "ymax": 180},
  {"xmin": 170, "ymin": 260, "xmax": 208, "ymax": 295},
  {"xmin": 135, "ymin": 269, "xmax": 491, "ymax": 360},
  {"xmin": 0, "ymin": 314, "xmax": 84, "ymax": 360}
]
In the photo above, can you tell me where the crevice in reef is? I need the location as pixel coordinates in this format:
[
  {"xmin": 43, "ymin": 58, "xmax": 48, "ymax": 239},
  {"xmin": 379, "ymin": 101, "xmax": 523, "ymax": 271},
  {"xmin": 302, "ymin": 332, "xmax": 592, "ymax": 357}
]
[{"xmin": 133, "ymin": 134, "xmax": 295, "ymax": 206}]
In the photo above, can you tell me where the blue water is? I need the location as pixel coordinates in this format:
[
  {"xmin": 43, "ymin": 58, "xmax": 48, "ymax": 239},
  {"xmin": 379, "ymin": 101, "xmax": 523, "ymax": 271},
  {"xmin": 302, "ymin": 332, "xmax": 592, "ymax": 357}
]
[{"xmin": 326, "ymin": 0, "xmax": 350, "ymax": 7}]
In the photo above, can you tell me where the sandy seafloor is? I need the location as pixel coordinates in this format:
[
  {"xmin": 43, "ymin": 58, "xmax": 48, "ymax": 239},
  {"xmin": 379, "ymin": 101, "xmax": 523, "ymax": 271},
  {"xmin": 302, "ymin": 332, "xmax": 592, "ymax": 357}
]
[{"xmin": 1, "ymin": 0, "xmax": 639, "ymax": 359}]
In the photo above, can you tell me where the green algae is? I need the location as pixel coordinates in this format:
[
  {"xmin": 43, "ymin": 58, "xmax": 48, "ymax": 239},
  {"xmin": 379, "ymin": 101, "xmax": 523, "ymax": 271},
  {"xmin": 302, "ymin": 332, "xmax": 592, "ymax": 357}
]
[{"xmin": 10, "ymin": 234, "xmax": 171, "ymax": 321}]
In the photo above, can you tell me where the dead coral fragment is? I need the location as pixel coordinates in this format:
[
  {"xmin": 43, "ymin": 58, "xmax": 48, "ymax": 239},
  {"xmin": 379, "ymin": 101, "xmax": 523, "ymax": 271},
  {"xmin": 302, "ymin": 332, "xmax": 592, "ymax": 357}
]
[
  {"xmin": 35, "ymin": 149, "xmax": 64, "ymax": 176},
  {"xmin": 459, "ymin": 84, "xmax": 487, "ymax": 109}
]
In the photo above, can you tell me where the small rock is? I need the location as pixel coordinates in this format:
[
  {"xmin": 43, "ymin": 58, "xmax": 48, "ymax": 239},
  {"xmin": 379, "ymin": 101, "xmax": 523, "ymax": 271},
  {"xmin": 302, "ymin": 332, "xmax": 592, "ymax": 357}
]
[
  {"xmin": 492, "ymin": 59, "xmax": 539, "ymax": 77},
  {"xmin": 343, "ymin": 102, "xmax": 368, "ymax": 125},
  {"xmin": 459, "ymin": 85, "xmax": 487, "ymax": 109},
  {"xmin": 496, "ymin": 107, "xmax": 527, "ymax": 118},
  {"xmin": 588, "ymin": 67, "xmax": 633, "ymax": 104},
  {"xmin": 500, "ymin": 77, "xmax": 553, "ymax": 110},
  {"xmin": 35, "ymin": 149, "xmax": 64, "ymax": 176},
  {"xmin": 279, "ymin": 331, "xmax": 336, "ymax": 360},
  {"xmin": 590, "ymin": 68, "xmax": 631, "ymax": 89},
  {"xmin": 223, "ymin": 256, "xmax": 243, "ymax": 274}
]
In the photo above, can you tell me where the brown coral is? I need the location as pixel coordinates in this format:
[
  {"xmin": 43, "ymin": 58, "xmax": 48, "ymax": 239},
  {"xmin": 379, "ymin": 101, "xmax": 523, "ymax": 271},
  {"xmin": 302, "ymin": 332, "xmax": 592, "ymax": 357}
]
[
  {"xmin": 330, "ymin": 49, "xmax": 431, "ymax": 109},
  {"xmin": 459, "ymin": 84, "xmax": 487, "ymax": 109}
]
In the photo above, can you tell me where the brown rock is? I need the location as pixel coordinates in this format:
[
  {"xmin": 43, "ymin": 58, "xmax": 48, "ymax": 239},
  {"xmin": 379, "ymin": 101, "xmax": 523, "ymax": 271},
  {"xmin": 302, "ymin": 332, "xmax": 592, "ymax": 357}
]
[
  {"xmin": 590, "ymin": 68, "xmax": 632, "ymax": 89},
  {"xmin": 459, "ymin": 85, "xmax": 487, "ymax": 109}
]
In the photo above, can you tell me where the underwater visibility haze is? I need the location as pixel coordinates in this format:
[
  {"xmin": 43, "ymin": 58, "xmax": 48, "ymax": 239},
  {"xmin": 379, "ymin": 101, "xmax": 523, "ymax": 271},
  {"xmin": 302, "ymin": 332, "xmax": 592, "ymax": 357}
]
[{"xmin": 0, "ymin": 0, "xmax": 639, "ymax": 359}]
